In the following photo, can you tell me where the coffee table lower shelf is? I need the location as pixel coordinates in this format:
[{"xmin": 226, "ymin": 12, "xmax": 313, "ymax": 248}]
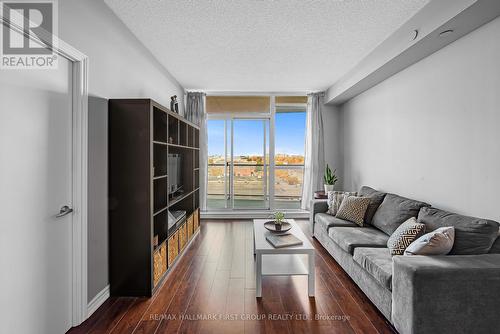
[{"xmin": 261, "ymin": 254, "xmax": 309, "ymax": 276}]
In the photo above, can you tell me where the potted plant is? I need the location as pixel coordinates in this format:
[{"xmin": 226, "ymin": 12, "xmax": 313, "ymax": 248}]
[
  {"xmin": 324, "ymin": 164, "xmax": 338, "ymax": 193},
  {"xmin": 271, "ymin": 211, "xmax": 286, "ymax": 231}
]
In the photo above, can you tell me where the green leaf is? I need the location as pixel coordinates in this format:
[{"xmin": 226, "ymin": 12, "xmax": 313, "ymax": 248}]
[{"xmin": 324, "ymin": 164, "xmax": 338, "ymax": 185}]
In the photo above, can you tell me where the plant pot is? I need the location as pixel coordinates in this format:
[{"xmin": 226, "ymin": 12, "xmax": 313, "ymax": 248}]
[
  {"xmin": 274, "ymin": 223, "xmax": 282, "ymax": 231},
  {"xmin": 324, "ymin": 185, "xmax": 334, "ymax": 193}
]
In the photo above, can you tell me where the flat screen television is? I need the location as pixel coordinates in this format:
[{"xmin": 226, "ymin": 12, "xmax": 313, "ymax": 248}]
[{"xmin": 167, "ymin": 154, "xmax": 182, "ymax": 194}]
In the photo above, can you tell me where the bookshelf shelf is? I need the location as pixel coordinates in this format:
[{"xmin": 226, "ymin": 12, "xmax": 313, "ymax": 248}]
[{"xmin": 167, "ymin": 143, "xmax": 199, "ymax": 150}]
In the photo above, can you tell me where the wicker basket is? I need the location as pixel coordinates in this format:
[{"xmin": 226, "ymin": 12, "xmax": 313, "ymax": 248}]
[
  {"xmin": 168, "ymin": 230, "xmax": 179, "ymax": 266},
  {"xmin": 153, "ymin": 242, "xmax": 167, "ymax": 287},
  {"xmin": 179, "ymin": 222, "xmax": 187, "ymax": 250},
  {"xmin": 187, "ymin": 215, "xmax": 194, "ymax": 240},
  {"xmin": 194, "ymin": 208, "xmax": 200, "ymax": 231}
]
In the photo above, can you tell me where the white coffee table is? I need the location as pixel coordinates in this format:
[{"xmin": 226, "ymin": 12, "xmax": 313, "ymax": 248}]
[{"xmin": 253, "ymin": 219, "xmax": 315, "ymax": 297}]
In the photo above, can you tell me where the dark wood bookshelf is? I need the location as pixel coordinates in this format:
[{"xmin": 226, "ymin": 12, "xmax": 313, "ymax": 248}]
[{"xmin": 109, "ymin": 98, "xmax": 201, "ymax": 297}]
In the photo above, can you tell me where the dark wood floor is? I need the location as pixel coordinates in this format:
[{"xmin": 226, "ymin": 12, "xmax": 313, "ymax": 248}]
[{"xmin": 69, "ymin": 220, "xmax": 396, "ymax": 334}]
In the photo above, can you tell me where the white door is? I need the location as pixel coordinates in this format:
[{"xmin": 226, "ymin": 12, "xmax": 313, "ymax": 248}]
[{"xmin": 0, "ymin": 56, "xmax": 74, "ymax": 333}]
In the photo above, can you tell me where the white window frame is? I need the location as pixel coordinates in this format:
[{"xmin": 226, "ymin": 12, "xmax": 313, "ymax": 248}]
[{"xmin": 206, "ymin": 93, "xmax": 307, "ymax": 215}]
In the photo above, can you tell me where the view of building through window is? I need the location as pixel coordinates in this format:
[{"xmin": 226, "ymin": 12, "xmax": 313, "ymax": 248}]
[
  {"xmin": 207, "ymin": 120, "xmax": 226, "ymax": 208},
  {"xmin": 207, "ymin": 102, "xmax": 306, "ymax": 210},
  {"xmin": 274, "ymin": 110, "xmax": 306, "ymax": 208}
]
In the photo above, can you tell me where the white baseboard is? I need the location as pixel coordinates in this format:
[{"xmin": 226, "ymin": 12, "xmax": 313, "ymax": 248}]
[{"xmin": 87, "ymin": 285, "xmax": 110, "ymax": 318}]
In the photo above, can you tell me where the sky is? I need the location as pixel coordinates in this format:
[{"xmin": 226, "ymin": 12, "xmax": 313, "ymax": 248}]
[{"xmin": 208, "ymin": 112, "xmax": 306, "ymax": 156}]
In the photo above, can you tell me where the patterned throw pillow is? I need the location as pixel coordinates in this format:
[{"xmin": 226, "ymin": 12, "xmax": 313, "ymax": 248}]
[
  {"xmin": 335, "ymin": 196, "xmax": 371, "ymax": 226},
  {"xmin": 387, "ymin": 217, "xmax": 426, "ymax": 255},
  {"xmin": 327, "ymin": 191, "xmax": 357, "ymax": 216}
]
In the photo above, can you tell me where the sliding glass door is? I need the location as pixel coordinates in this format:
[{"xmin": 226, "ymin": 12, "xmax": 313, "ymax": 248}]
[{"xmin": 207, "ymin": 118, "xmax": 270, "ymax": 210}]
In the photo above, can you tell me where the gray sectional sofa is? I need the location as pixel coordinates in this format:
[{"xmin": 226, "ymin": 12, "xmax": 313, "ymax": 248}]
[{"xmin": 311, "ymin": 186, "xmax": 500, "ymax": 334}]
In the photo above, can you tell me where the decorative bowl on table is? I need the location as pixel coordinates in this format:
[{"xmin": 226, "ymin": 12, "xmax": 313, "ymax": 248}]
[{"xmin": 264, "ymin": 221, "xmax": 292, "ymax": 233}]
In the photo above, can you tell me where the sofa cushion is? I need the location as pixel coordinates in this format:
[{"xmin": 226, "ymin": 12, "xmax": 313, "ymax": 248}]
[
  {"xmin": 315, "ymin": 213, "xmax": 358, "ymax": 232},
  {"xmin": 336, "ymin": 196, "xmax": 371, "ymax": 226},
  {"xmin": 327, "ymin": 191, "xmax": 356, "ymax": 216},
  {"xmin": 328, "ymin": 226, "xmax": 390, "ymax": 254},
  {"xmin": 404, "ymin": 226, "xmax": 455, "ymax": 256},
  {"xmin": 418, "ymin": 207, "xmax": 499, "ymax": 255},
  {"xmin": 359, "ymin": 186, "xmax": 386, "ymax": 225},
  {"xmin": 387, "ymin": 217, "xmax": 426, "ymax": 255},
  {"xmin": 371, "ymin": 193, "xmax": 430, "ymax": 236},
  {"xmin": 353, "ymin": 247, "xmax": 393, "ymax": 291}
]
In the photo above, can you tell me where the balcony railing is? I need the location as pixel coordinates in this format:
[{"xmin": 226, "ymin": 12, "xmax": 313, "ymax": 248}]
[{"xmin": 207, "ymin": 162, "xmax": 304, "ymax": 208}]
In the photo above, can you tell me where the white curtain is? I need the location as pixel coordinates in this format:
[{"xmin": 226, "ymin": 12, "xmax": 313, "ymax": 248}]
[
  {"xmin": 301, "ymin": 92, "xmax": 325, "ymax": 210},
  {"xmin": 186, "ymin": 92, "xmax": 208, "ymax": 211}
]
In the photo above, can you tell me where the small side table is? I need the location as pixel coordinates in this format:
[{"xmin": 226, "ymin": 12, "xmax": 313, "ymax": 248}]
[{"xmin": 314, "ymin": 191, "xmax": 328, "ymax": 199}]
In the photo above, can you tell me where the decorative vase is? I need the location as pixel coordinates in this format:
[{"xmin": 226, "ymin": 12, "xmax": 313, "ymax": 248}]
[
  {"xmin": 324, "ymin": 184, "xmax": 334, "ymax": 193},
  {"xmin": 274, "ymin": 223, "xmax": 282, "ymax": 231}
]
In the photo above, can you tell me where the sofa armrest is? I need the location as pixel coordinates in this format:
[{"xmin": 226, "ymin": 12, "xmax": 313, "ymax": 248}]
[
  {"xmin": 310, "ymin": 199, "xmax": 328, "ymax": 235},
  {"xmin": 392, "ymin": 254, "xmax": 500, "ymax": 334}
]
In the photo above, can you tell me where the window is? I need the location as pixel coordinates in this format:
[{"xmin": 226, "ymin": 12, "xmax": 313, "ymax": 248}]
[
  {"xmin": 274, "ymin": 107, "xmax": 306, "ymax": 209},
  {"xmin": 206, "ymin": 96, "xmax": 306, "ymax": 211},
  {"xmin": 207, "ymin": 120, "xmax": 228, "ymax": 209}
]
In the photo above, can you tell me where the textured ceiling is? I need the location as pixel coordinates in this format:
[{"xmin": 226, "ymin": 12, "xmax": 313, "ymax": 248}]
[{"xmin": 104, "ymin": 0, "xmax": 429, "ymax": 91}]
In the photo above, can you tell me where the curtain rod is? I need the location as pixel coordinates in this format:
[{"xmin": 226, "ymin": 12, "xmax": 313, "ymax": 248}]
[{"xmin": 185, "ymin": 91, "xmax": 320, "ymax": 96}]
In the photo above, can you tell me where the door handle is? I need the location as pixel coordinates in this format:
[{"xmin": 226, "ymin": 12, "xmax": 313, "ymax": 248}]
[{"xmin": 56, "ymin": 205, "xmax": 73, "ymax": 218}]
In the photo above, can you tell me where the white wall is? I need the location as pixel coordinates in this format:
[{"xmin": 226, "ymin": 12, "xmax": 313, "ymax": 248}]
[
  {"xmin": 58, "ymin": 0, "xmax": 185, "ymax": 302},
  {"xmin": 340, "ymin": 16, "xmax": 500, "ymax": 221}
]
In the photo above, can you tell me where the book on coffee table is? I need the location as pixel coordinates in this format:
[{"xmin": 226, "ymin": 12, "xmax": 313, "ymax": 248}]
[{"xmin": 266, "ymin": 233, "xmax": 303, "ymax": 248}]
